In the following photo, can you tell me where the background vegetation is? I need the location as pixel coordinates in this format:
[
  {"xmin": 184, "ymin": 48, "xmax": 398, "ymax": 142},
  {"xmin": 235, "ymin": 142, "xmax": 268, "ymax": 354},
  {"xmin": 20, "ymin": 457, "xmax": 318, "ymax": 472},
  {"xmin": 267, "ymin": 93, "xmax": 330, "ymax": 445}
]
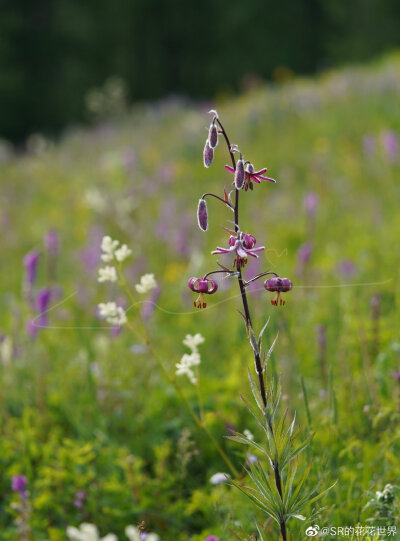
[
  {"xmin": 0, "ymin": 52, "xmax": 400, "ymax": 539},
  {"xmin": 2, "ymin": 0, "xmax": 400, "ymax": 141}
]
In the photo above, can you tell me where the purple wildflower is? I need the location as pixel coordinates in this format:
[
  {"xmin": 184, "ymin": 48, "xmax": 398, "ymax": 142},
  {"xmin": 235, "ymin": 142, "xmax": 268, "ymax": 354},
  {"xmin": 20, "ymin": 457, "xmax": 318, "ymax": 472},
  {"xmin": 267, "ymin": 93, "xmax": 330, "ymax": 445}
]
[
  {"xmin": 381, "ymin": 130, "xmax": 399, "ymax": 163},
  {"xmin": 303, "ymin": 193, "xmax": 318, "ymax": 218},
  {"xmin": 73, "ymin": 489, "xmax": 87, "ymax": 509},
  {"xmin": 264, "ymin": 276, "xmax": 293, "ymax": 306},
  {"xmin": 212, "ymin": 231, "xmax": 264, "ymax": 270},
  {"xmin": 26, "ymin": 319, "xmax": 38, "ymax": 339},
  {"xmin": 205, "ymin": 537, "xmax": 220, "ymax": 541},
  {"xmin": 44, "ymin": 230, "xmax": 59, "ymax": 257},
  {"xmin": 225, "ymin": 163, "xmax": 275, "ymax": 191},
  {"xmin": 23, "ymin": 250, "xmax": 40, "ymax": 286},
  {"xmin": 297, "ymin": 242, "xmax": 313, "ymax": 266},
  {"xmin": 337, "ymin": 259, "xmax": 358, "ymax": 278},
  {"xmin": 34, "ymin": 287, "xmax": 52, "ymax": 328},
  {"xmin": 11, "ymin": 475, "xmax": 27, "ymax": 500},
  {"xmin": 188, "ymin": 277, "xmax": 218, "ymax": 308},
  {"xmin": 392, "ymin": 368, "xmax": 400, "ymax": 382}
]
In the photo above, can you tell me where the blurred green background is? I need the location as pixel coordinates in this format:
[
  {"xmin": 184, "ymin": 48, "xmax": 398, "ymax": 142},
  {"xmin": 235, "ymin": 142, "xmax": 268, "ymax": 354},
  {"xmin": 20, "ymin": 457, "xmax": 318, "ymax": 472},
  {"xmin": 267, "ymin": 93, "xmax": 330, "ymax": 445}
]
[
  {"xmin": 1, "ymin": 0, "xmax": 400, "ymax": 142},
  {"xmin": 1, "ymin": 2, "xmax": 400, "ymax": 539}
]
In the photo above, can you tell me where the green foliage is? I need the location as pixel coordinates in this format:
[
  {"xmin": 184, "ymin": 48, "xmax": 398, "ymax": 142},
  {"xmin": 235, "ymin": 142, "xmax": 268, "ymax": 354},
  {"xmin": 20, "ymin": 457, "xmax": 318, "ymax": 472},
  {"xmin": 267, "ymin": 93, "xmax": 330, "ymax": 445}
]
[{"xmin": 1, "ymin": 55, "xmax": 400, "ymax": 538}]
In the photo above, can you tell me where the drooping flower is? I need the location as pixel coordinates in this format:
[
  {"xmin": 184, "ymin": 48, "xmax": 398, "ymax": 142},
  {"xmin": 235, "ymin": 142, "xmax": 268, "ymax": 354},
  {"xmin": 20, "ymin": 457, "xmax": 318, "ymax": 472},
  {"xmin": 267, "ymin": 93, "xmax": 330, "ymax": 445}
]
[
  {"xmin": 98, "ymin": 302, "xmax": 127, "ymax": 326},
  {"xmin": 264, "ymin": 276, "xmax": 293, "ymax": 306},
  {"xmin": 225, "ymin": 162, "xmax": 276, "ymax": 191},
  {"xmin": 98, "ymin": 266, "xmax": 118, "ymax": 283},
  {"xmin": 23, "ymin": 250, "xmax": 40, "ymax": 286},
  {"xmin": 188, "ymin": 277, "xmax": 218, "ymax": 308},
  {"xmin": 135, "ymin": 273, "xmax": 157, "ymax": 294},
  {"xmin": 212, "ymin": 231, "xmax": 264, "ymax": 269}
]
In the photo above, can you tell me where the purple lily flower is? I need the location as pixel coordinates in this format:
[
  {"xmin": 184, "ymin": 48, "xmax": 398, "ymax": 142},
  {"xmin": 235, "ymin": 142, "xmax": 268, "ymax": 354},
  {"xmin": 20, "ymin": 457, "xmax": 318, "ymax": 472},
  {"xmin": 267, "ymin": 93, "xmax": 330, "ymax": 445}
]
[
  {"xmin": 205, "ymin": 537, "xmax": 220, "ymax": 541},
  {"xmin": 225, "ymin": 163, "xmax": 275, "ymax": 191},
  {"xmin": 188, "ymin": 277, "xmax": 218, "ymax": 308},
  {"xmin": 264, "ymin": 276, "xmax": 293, "ymax": 306},
  {"xmin": 212, "ymin": 231, "xmax": 264, "ymax": 269},
  {"xmin": 23, "ymin": 250, "xmax": 40, "ymax": 286}
]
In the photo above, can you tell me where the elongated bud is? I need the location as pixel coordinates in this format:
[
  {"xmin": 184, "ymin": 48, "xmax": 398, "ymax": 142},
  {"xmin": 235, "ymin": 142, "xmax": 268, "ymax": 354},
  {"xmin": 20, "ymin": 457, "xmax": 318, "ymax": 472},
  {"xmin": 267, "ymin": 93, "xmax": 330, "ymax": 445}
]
[
  {"xmin": 235, "ymin": 159, "xmax": 245, "ymax": 189},
  {"xmin": 208, "ymin": 123, "xmax": 218, "ymax": 148},
  {"xmin": 197, "ymin": 198, "xmax": 208, "ymax": 231},
  {"xmin": 203, "ymin": 141, "xmax": 214, "ymax": 168}
]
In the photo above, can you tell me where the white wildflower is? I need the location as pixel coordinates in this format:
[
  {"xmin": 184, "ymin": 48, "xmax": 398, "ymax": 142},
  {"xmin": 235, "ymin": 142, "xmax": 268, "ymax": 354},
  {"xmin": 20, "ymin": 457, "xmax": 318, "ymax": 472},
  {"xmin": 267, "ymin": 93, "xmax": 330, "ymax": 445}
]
[
  {"xmin": 209, "ymin": 472, "xmax": 230, "ymax": 485},
  {"xmin": 97, "ymin": 266, "xmax": 118, "ymax": 283},
  {"xmin": 85, "ymin": 188, "xmax": 107, "ymax": 213},
  {"xmin": 176, "ymin": 333, "xmax": 204, "ymax": 384},
  {"xmin": 66, "ymin": 523, "xmax": 117, "ymax": 541},
  {"xmin": 135, "ymin": 273, "xmax": 157, "ymax": 294},
  {"xmin": 244, "ymin": 429, "xmax": 254, "ymax": 441},
  {"xmin": 100, "ymin": 236, "xmax": 119, "ymax": 262},
  {"xmin": 182, "ymin": 333, "xmax": 205, "ymax": 352},
  {"xmin": 114, "ymin": 244, "xmax": 132, "ymax": 262},
  {"xmin": 175, "ymin": 352, "xmax": 201, "ymax": 384},
  {"xmin": 98, "ymin": 302, "xmax": 127, "ymax": 326},
  {"xmin": 125, "ymin": 526, "xmax": 159, "ymax": 541}
]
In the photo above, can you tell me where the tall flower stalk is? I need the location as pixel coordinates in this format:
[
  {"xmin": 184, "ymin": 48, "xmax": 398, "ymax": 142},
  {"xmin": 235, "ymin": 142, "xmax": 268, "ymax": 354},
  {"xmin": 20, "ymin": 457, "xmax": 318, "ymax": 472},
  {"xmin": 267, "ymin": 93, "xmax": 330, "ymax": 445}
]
[{"xmin": 191, "ymin": 111, "xmax": 332, "ymax": 540}]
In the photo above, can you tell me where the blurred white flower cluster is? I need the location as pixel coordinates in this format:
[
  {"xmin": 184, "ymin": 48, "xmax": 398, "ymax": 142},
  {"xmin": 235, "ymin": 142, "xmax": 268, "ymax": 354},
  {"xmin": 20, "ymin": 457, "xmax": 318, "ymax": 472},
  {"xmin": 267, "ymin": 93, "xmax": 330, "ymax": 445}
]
[
  {"xmin": 97, "ymin": 235, "xmax": 133, "ymax": 326},
  {"xmin": 135, "ymin": 273, "xmax": 157, "ymax": 294},
  {"xmin": 67, "ymin": 523, "xmax": 159, "ymax": 541},
  {"xmin": 98, "ymin": 235, "xmax": 132, "ymax": 283},
  {"xmin": 98, "ymin": 302, "xmax": 127, "ymax": 326},
  {"xmin": 175, "ymin": 333, "xmax": 205, "ymax": 384}
]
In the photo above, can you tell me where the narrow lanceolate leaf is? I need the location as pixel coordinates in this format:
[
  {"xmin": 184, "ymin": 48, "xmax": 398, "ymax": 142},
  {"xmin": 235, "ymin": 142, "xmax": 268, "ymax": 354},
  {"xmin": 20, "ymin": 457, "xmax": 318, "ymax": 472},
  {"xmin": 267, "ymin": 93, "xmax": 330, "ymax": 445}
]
[
  {"xmin": 235, "ymin": 159, "xmax": 245, "ymax": 189},
  {"xmin": 248, "ymin": 368, "xmax": 264, "ymax": 413},
  {"xmin": 203, "ymin": 140, "xmax": 214, "ymax": 167},
  {"xmin": 257, "ymin": 317, "xmax": 270, "ymax": 352},
  {"xmin": 197, "ymin": 198, "xmax": 208, "ymax": 231},
  {"xmin": 208, "ymin": 123, "xmax": 218, "ymax": 148},
  {"xmin": 262, "ymin": 332, "xmax": 279, "ymax": 371},
  {"xmin": 249, "ymin": 328, "xmax": 259, "ymax": 355}
]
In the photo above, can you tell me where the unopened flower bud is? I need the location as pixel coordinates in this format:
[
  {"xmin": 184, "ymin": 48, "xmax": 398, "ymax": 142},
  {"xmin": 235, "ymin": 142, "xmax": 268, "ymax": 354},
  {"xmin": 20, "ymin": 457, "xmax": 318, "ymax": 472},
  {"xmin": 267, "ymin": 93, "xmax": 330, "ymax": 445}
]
[
  {"xmin": 203, "ymin": 141, "xmax": 214, "ymax": 168},
  {"xmin": 197, "ymin": 198, "xmax": 208, "ymax": 231},
  {"xmin": 235, "ymin": 159, "xmax": 245, "ymax": 189},
  {"xmin": 208, "ymin": 123, "xmax": 218, "ymax": 148}
]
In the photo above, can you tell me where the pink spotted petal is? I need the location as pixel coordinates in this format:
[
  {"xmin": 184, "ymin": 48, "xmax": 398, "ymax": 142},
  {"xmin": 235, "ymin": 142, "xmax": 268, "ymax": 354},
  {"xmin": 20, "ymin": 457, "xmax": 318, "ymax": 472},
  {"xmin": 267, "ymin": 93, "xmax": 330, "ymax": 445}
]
[
  {"xmin": 251, "ymin": 168, "xmax": 267, "ymax": 176},
  {"xmin": 224, "ymin": 165, "xmax": 235, "ymax": 174}
]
